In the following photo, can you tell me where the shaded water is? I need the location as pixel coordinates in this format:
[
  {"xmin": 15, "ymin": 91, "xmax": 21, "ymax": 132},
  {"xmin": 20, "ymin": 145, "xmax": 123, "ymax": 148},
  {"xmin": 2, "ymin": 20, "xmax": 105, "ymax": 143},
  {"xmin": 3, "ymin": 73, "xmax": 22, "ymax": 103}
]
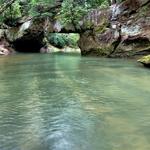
[{"xmin": 0, "ymin": 54, "xmax": 150, "ymax": 150}]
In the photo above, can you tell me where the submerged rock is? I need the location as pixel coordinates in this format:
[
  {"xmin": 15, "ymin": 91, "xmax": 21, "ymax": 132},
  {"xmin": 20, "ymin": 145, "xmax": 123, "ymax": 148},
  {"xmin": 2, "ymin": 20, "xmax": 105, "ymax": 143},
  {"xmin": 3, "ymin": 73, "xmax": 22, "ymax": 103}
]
[{"xmin": 138, "ymin": 55, "xmax": 150, "ymax": 67}]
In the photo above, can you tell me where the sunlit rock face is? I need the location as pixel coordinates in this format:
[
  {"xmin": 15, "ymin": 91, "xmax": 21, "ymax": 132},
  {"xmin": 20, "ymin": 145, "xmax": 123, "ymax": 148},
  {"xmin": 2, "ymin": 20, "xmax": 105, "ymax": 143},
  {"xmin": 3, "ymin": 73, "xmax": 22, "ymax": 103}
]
[
  {"xmin": 138, "ymin": 55, "xmax": 150, "ymax": 67},
  {"xmin": 79, "ymin": 0, "xmax": 150, "ymax": 57}
]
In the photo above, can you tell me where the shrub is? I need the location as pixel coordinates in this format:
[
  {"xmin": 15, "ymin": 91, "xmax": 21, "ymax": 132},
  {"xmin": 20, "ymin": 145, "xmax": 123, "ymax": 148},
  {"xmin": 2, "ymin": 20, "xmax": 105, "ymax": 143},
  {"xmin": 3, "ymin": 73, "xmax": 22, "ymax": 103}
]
[{"xmin": 47, "ymin": 33, "xmax": 79, "ymax": 48}]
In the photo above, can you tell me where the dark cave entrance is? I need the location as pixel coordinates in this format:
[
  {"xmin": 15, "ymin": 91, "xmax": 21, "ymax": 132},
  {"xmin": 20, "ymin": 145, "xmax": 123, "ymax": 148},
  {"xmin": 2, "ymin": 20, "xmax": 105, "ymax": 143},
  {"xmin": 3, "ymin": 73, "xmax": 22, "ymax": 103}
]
[{"xmin": 13, "ymin": 38, "xmax": 44, "ymax": 53}]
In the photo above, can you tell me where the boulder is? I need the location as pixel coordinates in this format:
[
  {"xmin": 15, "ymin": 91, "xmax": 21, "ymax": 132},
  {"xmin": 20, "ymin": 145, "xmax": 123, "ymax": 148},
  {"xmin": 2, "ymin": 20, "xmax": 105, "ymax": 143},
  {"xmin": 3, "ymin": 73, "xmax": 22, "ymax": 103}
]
[
  {"xmin": 138, "ymin": 55, "xmax": 150, "ymax": 67},
  {"xmin": 78, "ymin": 28, "xmax": 120, "ymax": 56},
  {"xmin": 0, "ymin": 45, "xmax": 10, "ymax": 55},
  {"xmin": 0, "ymin": 36, "xmax": 14, "ymax": 55}
]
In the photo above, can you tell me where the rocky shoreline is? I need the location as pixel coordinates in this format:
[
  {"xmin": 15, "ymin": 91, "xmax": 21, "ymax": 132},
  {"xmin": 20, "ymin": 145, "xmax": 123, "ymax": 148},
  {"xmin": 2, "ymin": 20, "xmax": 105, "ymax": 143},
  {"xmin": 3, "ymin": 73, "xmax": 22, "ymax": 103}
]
[
  {"xmin": 1, "ymin": 0, "xmax": 150, "ymax": 67},
  {"xmin": 78, "ymin": 0, "xmax": 150, "ymax": 58}
]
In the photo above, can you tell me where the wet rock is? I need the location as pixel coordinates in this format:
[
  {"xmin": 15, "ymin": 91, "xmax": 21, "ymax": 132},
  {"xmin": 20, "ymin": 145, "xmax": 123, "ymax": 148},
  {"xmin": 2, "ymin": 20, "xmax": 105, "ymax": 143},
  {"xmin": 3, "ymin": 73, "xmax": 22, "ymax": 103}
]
[
  {"xmin": 138, "ymin": 55, "xmax": 150, "ymax": 67},
  {"xmin": 47, "ymin": 44, "xmax": 80, "ymax": 54}
]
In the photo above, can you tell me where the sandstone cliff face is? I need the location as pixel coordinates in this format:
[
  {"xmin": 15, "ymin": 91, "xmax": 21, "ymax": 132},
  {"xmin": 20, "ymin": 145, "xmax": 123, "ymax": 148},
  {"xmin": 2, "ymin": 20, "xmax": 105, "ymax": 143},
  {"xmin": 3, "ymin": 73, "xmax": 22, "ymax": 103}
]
[
  {"xmin": 78, "ymin": 0, "xmax": 150, "ymax": 57},
  {"xmin": 1, "ymin": 0, "xmax": 150, "ymax": 57}
]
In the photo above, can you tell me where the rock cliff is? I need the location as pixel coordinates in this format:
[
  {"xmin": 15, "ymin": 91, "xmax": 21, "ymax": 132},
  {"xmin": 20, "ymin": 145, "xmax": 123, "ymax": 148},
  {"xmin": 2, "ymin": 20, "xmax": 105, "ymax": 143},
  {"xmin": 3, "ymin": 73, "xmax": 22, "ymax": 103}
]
[
  {"xmin": 78, "ymin": 0, "xmax": 150, "ymax": 57},
  {"xmin": 1, "ymin": 0, "xmax": 150, "ymax": 57}
]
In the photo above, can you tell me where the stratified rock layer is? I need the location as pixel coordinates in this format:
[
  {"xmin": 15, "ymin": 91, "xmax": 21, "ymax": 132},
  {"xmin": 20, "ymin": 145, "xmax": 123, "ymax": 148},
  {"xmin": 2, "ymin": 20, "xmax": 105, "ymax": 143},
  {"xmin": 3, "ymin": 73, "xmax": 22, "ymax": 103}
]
[{"xmin": 79, "ymin": 0, "xmax": 150, "ymax": 57}]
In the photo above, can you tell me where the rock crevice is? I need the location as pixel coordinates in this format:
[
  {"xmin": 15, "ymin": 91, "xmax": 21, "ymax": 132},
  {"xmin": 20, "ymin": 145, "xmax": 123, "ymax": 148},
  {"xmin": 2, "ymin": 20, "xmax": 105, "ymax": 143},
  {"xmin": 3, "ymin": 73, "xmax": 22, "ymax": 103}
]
[{"xmin": 79, "ymin": 0, "xmax": 150, "ymax": 57}]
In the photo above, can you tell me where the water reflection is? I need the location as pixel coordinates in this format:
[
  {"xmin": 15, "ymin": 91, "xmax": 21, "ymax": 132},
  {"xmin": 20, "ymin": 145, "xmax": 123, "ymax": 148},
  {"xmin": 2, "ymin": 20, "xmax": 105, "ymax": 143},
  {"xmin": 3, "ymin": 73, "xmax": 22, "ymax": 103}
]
[{"xmin": 0, "ymin": 54, "xmax": 150, "ymax": 150}]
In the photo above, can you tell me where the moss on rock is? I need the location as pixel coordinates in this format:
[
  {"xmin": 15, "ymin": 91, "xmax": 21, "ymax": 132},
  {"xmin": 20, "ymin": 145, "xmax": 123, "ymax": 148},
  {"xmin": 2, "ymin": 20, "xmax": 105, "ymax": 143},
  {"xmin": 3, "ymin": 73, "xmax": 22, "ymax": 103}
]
[{"xmin": 138, "ymin": 55, "xmax": 150, "ymax": 67}]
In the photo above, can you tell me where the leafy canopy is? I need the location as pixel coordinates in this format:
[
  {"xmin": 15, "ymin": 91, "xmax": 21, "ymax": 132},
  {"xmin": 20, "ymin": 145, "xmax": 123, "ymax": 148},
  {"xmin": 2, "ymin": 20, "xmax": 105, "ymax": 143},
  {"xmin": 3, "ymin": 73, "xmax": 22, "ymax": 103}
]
[{"xmin": 0, "ymin": 0, "xmax": 121, "ymax": 26}]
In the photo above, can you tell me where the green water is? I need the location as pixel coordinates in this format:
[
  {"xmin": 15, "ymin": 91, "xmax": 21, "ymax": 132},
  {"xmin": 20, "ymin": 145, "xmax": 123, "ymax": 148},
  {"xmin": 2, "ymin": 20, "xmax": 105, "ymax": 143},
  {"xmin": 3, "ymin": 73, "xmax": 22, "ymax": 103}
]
[{"xmin": 0, "ymin": 54, "xmax": 150, "ymax": 150}]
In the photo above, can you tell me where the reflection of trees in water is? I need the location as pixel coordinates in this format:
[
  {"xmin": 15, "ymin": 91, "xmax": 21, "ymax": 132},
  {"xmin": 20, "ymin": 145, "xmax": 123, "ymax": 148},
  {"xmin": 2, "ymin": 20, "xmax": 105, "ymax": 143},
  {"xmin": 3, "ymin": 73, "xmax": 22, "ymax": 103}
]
[
  {"xmin": 0, "ymin": 55, "xmax": 150, "ymax": 150},
  {"xmin": 77, "ymin": 57, "xmax": 150, "ymax": 150},
  {"xmin": 0, "ymin": 54, "xmax": 58, "ymax": 149}
]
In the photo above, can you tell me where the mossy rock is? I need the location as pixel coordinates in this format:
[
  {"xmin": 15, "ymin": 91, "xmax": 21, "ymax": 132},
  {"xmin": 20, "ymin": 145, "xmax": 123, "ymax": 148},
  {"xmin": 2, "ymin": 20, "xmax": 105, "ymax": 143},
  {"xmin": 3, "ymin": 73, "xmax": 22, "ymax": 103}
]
[
  {"xmin": 94, "ymin": 24, "xmax": 108, "ymax": 34},
  {"xmin": 94, "ymin": 18, "xmax": 109, "ymax": 34},
  {"xmin": 84, "ymin": 20, "xmax": 94, "ymax": 29},
  {"xmin": 95, "ymin": 46, "xmax": 113, "ymax": 56},
  {"xmin": 138, "ymin": 55, "xmax": 150, "ymax": 67}
]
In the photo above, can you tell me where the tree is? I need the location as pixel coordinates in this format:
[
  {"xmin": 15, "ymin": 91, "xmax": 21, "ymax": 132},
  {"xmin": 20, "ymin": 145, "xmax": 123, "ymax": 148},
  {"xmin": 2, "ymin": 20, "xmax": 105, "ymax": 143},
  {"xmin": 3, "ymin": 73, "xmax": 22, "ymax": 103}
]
[
  {"xmin": 57, "ymin": 0, "xmax": 88, "ymax": 29},
  {"xmin": 0, "ymin": 0, "xmax": 18, "ymax": 14},
  {"xmin": 0, "ymin": 0, "xmax": 22, "ymax": 26},
  {"xmin": 0, "ymin": 0, "xmax": 111, "ymax": 27}
]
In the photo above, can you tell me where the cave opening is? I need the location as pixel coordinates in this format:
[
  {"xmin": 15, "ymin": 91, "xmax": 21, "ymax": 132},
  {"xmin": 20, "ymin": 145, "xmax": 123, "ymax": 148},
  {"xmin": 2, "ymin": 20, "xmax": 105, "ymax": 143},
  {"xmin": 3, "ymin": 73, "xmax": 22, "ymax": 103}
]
[{"xmin": 13, "ymin": 38, "xmax": 44, "ymax": 53}]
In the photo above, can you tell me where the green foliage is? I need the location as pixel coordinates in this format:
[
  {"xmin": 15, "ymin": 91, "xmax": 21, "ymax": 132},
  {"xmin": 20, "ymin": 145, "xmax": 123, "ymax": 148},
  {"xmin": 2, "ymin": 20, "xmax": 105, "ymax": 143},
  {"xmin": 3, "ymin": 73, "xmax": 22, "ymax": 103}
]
[
  {"xmin": 57, "ymin": 0, "xmax": 110, "ymax": 28},
  {"xmin": 87, "ymin": 0, "xmax": 108, "ymax": 8},
  {"xmin": 99, "ymin": 1, "xmax": 109, "ymax": 8},
  {"xmin": 0, "ymin": 0, "xmax": 114, "ymax": 29},
  {"xmin": 48, "ymin": 33, "xmax": 67, "ymax": 48},
  {"xmin": 0, "ymin": 0, "xmax": 22, "ymax": 26},
  {"xmin": 48, "ymin": 33, "xmax": 79, "ymax": 48},
  {"xmin": 72, "ymin": 0, "xmax": 108, "ymax": 8},
  {"xmin": 0, "ymin": 0, "xmax": 110, "ymax": 26},
  {"xmin": 5, "ymin": 1, "xmax": 22, "ymax": 19},
  {"xmin": 68, "ymin": 34, "xmax": 80, "ymax": 48},
  {"xmin": 139, "ymin": 5, "xmax": 149, "ymax": 17},
  {"xmin": 57, "ymin": 0, "xmax": 88, "ymax": 28},
  {"xmin": 28, "ymin": 0, "xmax": 56, "ymax": 17}
]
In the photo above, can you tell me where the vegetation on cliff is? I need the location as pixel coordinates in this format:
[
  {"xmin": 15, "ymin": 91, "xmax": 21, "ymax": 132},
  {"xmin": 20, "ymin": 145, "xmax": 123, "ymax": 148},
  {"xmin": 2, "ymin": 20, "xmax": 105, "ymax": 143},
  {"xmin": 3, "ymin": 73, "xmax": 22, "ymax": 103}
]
[
  {"xmin": 0, "ymin": 0, "xmax": 114, "ymax": 54},
  {"xmin": 1, "ymin": 0, "xmax": 150, "ymax": 61},
  {"xmin": 0, "ymin": 0, "xmax": 126, "ymax": 27}
]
